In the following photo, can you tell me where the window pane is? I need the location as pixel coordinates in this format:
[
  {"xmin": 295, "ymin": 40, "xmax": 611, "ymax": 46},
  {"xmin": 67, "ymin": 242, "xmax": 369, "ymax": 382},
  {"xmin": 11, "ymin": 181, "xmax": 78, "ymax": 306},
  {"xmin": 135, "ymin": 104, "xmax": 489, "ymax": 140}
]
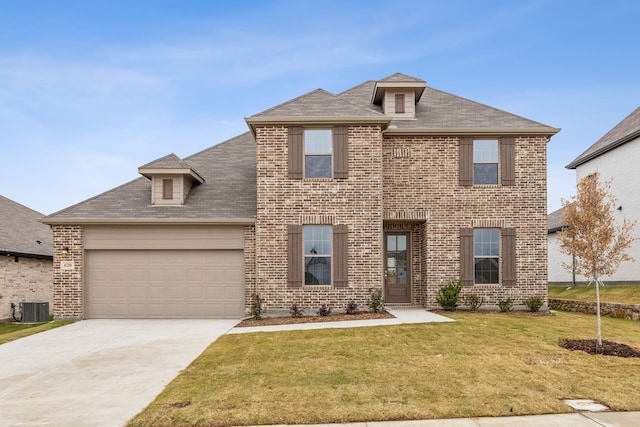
[
  {"xmin": 304, "ymin": 130, "xmax": 332, "ymax": 153},
  {"xmin": 305, "ymin": 257, "xmax": 331, "ymax": 285},
  {"xmin": 474, "ymin": 229, "xmax": 499, "ymax": 256},
  {"xmin": 305, "ymin": 155, "xmax": 331, "ymax": 178},
  {"xmin": 475, "ymin": 258, "xmax": 499, "ymax": 284},
  {"xmin": 387, "ymin": 235, "xmax": 396, "ymax": 251},
  {"xmin": 473, "ymin": 140, "xmax": 498, "ymax": 162},
  {"xmin": 397, "ymin": 235, "xmax": 406, "ymax": 251},
  {"xmin": 474, "ymin": 163, "xmax": 498, "ymax": 184},
  {"xmin": 304, "ymin": 226, "xmax": 331, "ymax": 255}
]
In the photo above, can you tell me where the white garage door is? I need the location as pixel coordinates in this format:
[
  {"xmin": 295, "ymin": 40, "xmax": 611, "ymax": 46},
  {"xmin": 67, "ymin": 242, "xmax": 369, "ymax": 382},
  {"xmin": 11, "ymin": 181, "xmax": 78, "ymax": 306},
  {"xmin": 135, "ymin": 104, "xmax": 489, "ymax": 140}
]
[{"xmin": 85, "ymin": 249, "xmax": 244, "ymax": 318}]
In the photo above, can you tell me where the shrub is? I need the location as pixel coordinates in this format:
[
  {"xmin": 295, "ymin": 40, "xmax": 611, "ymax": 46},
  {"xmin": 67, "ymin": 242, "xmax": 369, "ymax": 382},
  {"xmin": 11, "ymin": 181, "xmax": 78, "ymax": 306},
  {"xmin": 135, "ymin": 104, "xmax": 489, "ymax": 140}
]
[
  {"xmin": 250, "ymin": 293, "xmax": 265, "ymax": 320},
  {"xmin": 345, "ymin": 300, "xmax": 359, "ymax": 315},
  {"xmin": 524, "ymin": 295, "xmax": 544, "ymax": 312},
  {"xmin": 290, "ymin": 303, "xmax": 304, "ymax": 318},
  {"xmin": 498, "ymin": 297, "xmax": 514, "ymax": 312},
  {"xmin": 436, "ymin": 278, "xmax": 463, "ymax": 311},
  {"xmin": 464, "ymin": 294, "xmax": 483, "ymax": 311},
  {"xmin": 369, "ymin": 288, "xmax": 385, "ymax": 313},
  {"xmin": 317, "ymin": 304, "xmax": 332, "ymax": 316}
]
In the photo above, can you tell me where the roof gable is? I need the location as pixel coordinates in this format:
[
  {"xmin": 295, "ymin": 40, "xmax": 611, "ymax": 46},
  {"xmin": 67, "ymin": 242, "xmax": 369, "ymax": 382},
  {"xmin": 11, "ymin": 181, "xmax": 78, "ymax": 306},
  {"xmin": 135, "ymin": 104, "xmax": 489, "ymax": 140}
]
[
  {"xmin": 0, "ymin": 195, "xmax": 53, "ymax": 257},
  {"xmin": 567, "ymin": 106, "xmax": 640, "ymax": 169},
  {"xmin": 378, "ymin": 72, "xmax": 426, "ymax": 83}
]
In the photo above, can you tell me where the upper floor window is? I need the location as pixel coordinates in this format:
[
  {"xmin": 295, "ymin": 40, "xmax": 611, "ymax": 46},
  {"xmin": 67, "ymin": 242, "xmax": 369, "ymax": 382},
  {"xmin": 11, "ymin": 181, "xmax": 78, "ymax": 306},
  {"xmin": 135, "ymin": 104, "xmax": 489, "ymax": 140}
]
[
  {"xmin": 304, "ymin": 129, "xmax": 332, "ymax": 178},
  {"xmin": 473, "ymin": 140, "xmax": 498, "ymax": 185}
]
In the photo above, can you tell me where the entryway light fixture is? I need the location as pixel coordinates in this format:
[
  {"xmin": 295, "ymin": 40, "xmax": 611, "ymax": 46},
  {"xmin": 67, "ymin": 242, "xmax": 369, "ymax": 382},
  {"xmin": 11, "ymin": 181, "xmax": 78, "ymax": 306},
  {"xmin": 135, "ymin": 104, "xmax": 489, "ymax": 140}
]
[{"xmin": 61, "ymin": 246, "xmax": 70, "ymax": 255}]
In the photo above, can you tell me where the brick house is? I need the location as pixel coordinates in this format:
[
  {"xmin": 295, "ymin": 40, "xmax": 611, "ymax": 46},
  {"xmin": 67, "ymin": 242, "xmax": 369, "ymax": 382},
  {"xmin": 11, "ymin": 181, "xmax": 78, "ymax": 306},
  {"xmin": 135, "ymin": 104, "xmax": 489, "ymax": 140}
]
[
  {"xmin": 1, "ymin": 195, "xmax": 53, "ymax": 320},
  {"xmin": 43, "ymin": 73, "xmax": 559, "ymax": 319}
]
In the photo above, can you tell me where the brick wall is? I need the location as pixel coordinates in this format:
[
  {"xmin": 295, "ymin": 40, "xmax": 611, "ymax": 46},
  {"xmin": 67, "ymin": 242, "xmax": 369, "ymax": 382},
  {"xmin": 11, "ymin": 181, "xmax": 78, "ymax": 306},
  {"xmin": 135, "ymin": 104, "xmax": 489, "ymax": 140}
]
[
  {"xmin": 0, "ymin": 256, "xmax": 53, "ymax": 320},
  {"xmin": 244, "ymin": 224, "xmax": 257, "ymax": 314},
  {"xmin": 255, "ymin": 125, "xmax": 384, "ymax": 311},
  {"xmin": 52, "ymin": 225, "xmax": 83, "ymax": 319},
  {"xmin": 383, "ymin": 136, "xmax": 548, "ymax": 307}
]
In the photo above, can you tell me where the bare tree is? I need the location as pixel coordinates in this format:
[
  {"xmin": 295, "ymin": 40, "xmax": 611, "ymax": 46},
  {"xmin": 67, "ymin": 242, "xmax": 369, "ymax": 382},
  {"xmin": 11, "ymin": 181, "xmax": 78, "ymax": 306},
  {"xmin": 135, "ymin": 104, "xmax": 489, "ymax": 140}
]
[{"xmin": 557, "ymin": 174, "xmax": 636, "ymax": 347}]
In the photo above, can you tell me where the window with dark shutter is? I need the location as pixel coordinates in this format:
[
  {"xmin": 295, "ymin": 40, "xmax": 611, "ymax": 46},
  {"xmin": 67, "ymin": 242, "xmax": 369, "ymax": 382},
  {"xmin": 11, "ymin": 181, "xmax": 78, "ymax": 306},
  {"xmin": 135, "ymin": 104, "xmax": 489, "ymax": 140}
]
[
  {"xmin": 333, "ymin": 225, "xmax": 348, "ymax": 287},
  {"xmin": 333, "ymin": 126, "xmax": 348, "ymax": 179},
  {"xmin": 460, "ymin": 228, "xmax": 474, "ymax": 286},
  {"xmin": 288, "ymin": 225, "xmax": 303, "ymax": 287},
  {"xmin": 502, "ymin": 228, "xmax": 516, "ymax": 286},
  {"xmin": 288, "ymin": 126, "xmax": 304, "ymax": 179},
  {"xmin": 395, "ymin": 93, "xmax": 405, "ymax": 113},
  {"xmin": 459, "ymin": 137, "xmax": 473, "ymax": 186},
  {"xmin": 500, "ymin": 137, "xmax": 515, "ymax": 186},
  {"xmin": 162, "ymin": 179, "xmax": 173, "ymax": 200}
]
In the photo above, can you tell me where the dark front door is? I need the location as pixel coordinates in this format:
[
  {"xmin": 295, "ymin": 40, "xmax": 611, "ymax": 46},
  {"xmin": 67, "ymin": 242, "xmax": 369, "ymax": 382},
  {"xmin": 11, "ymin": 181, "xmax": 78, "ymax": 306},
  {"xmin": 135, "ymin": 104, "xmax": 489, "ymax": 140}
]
[{"xmin": 384, "ymin": 232, "xmax": 411, "ymax": 304}]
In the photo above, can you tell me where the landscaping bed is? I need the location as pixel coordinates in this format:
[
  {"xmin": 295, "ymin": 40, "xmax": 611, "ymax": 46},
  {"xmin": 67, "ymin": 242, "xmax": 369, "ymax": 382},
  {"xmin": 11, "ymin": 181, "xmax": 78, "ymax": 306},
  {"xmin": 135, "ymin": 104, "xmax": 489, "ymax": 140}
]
[{"xmin": 237, "ymin": 310, "xmax": 394, "ymax": 327}]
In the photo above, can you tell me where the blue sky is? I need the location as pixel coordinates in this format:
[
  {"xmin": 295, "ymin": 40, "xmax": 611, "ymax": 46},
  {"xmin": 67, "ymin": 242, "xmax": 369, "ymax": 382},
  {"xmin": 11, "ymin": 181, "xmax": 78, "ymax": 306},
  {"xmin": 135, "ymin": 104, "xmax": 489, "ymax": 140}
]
[{"xmin": 1, "ymin": 0, "xmax": 638, "ymax": 215}]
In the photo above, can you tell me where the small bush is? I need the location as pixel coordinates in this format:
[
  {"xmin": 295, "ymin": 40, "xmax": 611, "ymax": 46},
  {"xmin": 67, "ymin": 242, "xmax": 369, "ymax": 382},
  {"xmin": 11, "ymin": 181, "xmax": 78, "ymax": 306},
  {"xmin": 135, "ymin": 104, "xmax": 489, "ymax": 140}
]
[
  {"xmin": 250, "ymin": 293, "xmax": 265, "ymax": 320},
  {"xmin": 464, "ymin": 294, "xmax": 483, "ymax": 311},
  {"xmin": 524, "ymin": 295, "xmax": 544, "ymax": 312},
  {"xmin": 498, "ymin": 297, "xmax": 514, "ymax": 312},
  {"xmin": 369, "ymin": 288, "xmax": 385, "ymax": 313},
  {"xmin": 317, "ymin": 304, "xmax": 332, "ymax": 316},
  {"xmin": 345, "ymin": 300, "xmax": 359, "ymax": 315},
  {"xmin": 290, "ymin": 303, "xmax": 304, "ymax": 318},
  {"xmin": 436, "ymin": 278, "xmax": 463, "ymax": 311}
]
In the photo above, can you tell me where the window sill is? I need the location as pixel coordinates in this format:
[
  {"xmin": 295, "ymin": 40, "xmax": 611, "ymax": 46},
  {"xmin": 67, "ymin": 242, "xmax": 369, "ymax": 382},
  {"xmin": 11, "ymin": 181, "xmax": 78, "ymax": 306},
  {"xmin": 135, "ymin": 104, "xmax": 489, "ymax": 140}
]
[
  {"xmin": 302, "ymin": 285, "xmax": 334, "ymax": 290},
  {"xmin": 303, "ymin": 178, "xmax": 333, "ymax": 182}
]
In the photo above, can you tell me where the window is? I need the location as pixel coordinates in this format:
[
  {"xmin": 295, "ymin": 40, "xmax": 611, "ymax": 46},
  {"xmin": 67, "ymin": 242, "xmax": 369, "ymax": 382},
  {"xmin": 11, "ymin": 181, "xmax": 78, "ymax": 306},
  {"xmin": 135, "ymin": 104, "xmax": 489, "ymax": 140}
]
[
  {"xmin": 395, "ymin": 93, "xmax": 405, "ymax": 113},
  {"xmin": 474, "ymin": 229, "xmax": 499, "ymax": 284},
  {"xmin": 304, "ymin": 226, "xmax": 332, "ymax": 285},
  {"xmin": 162, "ymin": 179, "xmax": 173, "ymax": 200},
  {"xmin": 473, "ymin": 140, "xmax": 498, "ymax": 185},
  {"xmin": 304, "ymin": 129, "xmax": 332, "ymax": 178}
]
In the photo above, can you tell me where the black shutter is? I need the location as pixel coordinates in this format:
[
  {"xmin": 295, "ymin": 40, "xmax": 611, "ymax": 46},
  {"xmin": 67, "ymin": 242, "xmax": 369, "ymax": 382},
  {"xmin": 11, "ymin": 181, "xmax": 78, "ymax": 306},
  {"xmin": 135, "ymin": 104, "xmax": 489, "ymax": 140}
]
[
  {"xmin": 501, "ymin": 137, "xmax": 515, "ymax": 186},
  {"xmin": 288, "ymin": 225, "xmax": 303, "ymax": 287},
  {"xmin": 333, "ymin": 225, "xmax": 348, "ymax": 287},
  {"xmin": 459, "ymin": 137, "xmax": 473, "ymax": 186},
  {"xmin": 333, "ymin": 126, "xmax": 348, "ymax": 179},
  {"xmin": 460, "ymin": 228, "xmax": 474, "ymax": 286},
  {"xmin": 288, "ymin": 126, "xmax": 303, "ymax": 179},
  {"xmin": 502, "ymin": 228, "xmax": 516, "ymax": 287}
]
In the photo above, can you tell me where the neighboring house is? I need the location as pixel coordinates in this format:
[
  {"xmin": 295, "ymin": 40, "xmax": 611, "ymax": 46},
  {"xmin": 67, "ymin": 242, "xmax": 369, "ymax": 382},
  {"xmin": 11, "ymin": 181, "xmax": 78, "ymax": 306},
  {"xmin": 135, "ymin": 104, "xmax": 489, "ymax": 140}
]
[
  {"xmin": 43, "ymin": 73, "xmax": 559, "ymax": 319},
  {"xmin": 548, "ymin": 106, "xmax": 640, "ymax": 285},
  {"xmin": 0, "ymin": 195, "xmax": 53, "ymax": 320}
]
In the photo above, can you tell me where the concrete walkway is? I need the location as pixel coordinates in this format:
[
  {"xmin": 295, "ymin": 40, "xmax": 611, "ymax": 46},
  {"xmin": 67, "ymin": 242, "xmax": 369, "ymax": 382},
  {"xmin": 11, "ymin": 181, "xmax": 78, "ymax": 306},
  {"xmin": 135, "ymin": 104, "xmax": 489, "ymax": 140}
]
[{"xmin": 0, "ymin": 319, "xmax": 238, "ymax": 427}]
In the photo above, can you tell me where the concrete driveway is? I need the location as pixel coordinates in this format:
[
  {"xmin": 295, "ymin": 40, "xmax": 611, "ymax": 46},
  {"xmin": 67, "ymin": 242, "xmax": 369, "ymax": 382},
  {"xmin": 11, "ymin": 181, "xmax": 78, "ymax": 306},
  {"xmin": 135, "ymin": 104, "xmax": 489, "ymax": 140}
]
[{"xmin": 0, "ymin": 319, "xmax": 239, "ymax": 427}]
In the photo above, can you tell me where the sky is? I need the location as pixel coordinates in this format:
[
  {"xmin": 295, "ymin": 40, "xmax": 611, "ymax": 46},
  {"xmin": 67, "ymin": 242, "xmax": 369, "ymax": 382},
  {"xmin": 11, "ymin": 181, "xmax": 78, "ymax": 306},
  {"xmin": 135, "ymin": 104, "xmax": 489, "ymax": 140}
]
[{"xmin": 1, "ymin": 0, "xmax": 639, "ymax": 216}]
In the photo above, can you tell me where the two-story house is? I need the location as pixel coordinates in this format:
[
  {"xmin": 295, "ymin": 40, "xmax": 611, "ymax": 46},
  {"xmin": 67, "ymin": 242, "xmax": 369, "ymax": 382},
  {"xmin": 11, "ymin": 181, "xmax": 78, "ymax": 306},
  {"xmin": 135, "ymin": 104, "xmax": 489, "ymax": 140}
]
[{"xmin": 43, "ymin": 73, "xmax": 559, "ymax": 319}]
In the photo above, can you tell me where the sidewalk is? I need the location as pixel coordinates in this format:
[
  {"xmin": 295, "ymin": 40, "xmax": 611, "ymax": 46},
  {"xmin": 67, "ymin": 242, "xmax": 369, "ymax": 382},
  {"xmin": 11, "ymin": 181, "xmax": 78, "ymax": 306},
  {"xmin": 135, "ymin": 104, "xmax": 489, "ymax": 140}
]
[{"xmin": 230, "ymin": 308, "xmax": 640, "ymax": 427}]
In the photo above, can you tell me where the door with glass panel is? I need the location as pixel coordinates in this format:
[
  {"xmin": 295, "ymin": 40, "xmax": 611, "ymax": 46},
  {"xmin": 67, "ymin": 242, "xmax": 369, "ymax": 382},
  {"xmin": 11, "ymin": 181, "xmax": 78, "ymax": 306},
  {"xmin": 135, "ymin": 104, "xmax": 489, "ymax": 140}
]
[{"xmin": 384, "ymin": 232, "xmax": 411, "ymax": 303}]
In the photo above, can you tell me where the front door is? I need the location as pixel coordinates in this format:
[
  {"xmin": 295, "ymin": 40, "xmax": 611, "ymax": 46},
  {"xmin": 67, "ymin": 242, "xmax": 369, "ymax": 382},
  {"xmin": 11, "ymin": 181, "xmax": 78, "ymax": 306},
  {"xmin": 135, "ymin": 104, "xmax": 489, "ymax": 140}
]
[{"xmin": 384, "ymin": 232, "xmax": 411, "ymax": 304}]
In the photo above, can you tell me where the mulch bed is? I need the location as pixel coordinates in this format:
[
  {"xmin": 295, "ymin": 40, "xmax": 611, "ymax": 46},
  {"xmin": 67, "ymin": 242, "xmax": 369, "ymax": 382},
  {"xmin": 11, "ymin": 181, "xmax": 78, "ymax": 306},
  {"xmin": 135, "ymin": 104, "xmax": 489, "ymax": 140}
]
[
  {"xmin": 237, "ymin": 311, "xmax": 395, "ymax": 327},
  {"xmin": 559, "ymin": 339, "xmax": 640, "ymax": 358}
]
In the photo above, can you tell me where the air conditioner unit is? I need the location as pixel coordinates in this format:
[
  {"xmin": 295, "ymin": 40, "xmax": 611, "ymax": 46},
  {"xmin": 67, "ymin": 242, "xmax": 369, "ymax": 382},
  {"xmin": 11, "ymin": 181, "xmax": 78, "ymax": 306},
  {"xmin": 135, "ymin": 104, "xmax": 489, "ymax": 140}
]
[{"xmin": 20, "ymin": 302, "xmax": 49, "ymax": 323}]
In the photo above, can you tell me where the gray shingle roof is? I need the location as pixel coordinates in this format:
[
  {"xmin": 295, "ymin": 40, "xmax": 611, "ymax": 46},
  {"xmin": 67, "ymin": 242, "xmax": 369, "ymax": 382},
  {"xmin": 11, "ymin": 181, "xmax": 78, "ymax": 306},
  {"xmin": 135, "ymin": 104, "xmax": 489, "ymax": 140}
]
[
  {"xmin": 378, "ymin": 72, "xmax": 426, "ymax": 83},
  {"xmin": 339, "ymin": 80, "xmax": 557, "ymax": 131},
  {"xmin": 547, "ymin": 206, "xmax": 568, "ymax": 234},
  {"xmin": 251, "ymin": 88, "xmax": 383, "ymax": 118},
  {"xmin": 139, "ymin": 153, "xmax": 195, "ymax": 170},
  {"xmin": 566, "ymin": 106, "xmax": 640, "ymax": 169},
  {"xmin": 44, "ymin": 133, "xmax": 256, "ymax": 222},
  {"xmin": 0, "ymin": 195, "xmax": 53, "ymax": 257}
]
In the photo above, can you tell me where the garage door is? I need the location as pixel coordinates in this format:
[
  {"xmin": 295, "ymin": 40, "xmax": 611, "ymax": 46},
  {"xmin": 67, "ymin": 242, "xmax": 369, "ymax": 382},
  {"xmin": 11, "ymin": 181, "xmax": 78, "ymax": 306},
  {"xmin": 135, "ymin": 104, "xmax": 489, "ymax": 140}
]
[{"xmin": 85, "ymin": 250, "xmax": 244, "ymax": 318}]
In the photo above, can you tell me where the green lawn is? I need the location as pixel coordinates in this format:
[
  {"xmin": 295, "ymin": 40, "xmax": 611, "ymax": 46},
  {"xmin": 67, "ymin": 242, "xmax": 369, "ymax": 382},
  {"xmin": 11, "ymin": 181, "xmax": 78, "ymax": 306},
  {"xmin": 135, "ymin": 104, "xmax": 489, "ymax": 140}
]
[
  {"xmin": 128, "ymin": 311, "xmax": 640, "ymax": 427},
  {"xmin": 0, "ymin": 321, "xmax": 74, "ymax": 345},
  {"xmin": 549, "ymin": 285, "xmax": 640, "ymax": 304}
]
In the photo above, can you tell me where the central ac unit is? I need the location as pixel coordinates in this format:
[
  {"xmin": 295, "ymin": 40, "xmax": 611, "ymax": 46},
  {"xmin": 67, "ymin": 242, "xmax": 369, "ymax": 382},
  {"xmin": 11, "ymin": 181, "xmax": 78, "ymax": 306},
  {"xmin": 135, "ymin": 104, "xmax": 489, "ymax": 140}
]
[{"xmin": 20, "ymin": 302, "xmax": 49, "ymax": 323}]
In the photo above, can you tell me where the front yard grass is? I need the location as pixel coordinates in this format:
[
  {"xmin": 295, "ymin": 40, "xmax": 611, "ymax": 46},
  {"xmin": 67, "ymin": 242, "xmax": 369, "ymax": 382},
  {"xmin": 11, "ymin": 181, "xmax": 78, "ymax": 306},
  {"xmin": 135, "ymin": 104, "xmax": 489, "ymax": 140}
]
[
  {"xmin": 129, "ymin": 311, "xmax": 640, "ymax": 427},
  {"xmin": 549, "ymin": 285, "xmax": 640, "ymax": 304},
  {"xmin": 0, "ymin": 321, "xmax": 74, "ymax": 345}
]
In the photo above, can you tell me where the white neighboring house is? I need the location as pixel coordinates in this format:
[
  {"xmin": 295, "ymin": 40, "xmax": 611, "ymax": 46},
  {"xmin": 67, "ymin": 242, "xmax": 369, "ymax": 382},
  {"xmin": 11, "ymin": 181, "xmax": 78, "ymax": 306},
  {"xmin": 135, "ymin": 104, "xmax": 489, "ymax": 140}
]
[{"xmin": 548, "ymin": 106, "xmax": 640, "ymax": 285}]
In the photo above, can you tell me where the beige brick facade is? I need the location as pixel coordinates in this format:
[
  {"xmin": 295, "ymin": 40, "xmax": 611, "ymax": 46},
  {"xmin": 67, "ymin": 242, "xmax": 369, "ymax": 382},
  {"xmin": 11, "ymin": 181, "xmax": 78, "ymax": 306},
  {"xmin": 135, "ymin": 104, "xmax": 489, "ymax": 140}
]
[
  {"xmin": 0, "ymin": 256, "xmax": 53, "ymax": 320},
  {"xmin": 52, "ymin": 225, "xmax": 83, "ymax": 319},
  {"xmin": 254, "ymin": 125, "xmax": 384, "ymax": 312}
]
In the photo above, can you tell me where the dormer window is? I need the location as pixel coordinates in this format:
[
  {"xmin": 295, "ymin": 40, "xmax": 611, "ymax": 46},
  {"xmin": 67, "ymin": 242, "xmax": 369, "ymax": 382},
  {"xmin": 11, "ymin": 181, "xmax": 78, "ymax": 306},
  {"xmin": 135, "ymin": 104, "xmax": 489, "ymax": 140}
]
[
  {"xmin": 162, "ymin": 179, "xmax": 174, "ymax": 200},
  {"xmin": 395, "ymin": 94, "xmax": 405, "ymax": 114},
  {"xmin": 138, "ymin": 153, "xmax": 204, "ymax": 206}
]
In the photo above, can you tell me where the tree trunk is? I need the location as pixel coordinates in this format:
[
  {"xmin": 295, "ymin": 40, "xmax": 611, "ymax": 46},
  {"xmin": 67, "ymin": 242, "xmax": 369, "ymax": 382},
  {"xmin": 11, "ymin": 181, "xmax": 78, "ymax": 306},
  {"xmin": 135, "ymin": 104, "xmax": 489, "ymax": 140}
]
[{"xmin": 595, "ymin": 276, "xmax": 603, "ymax": 350}]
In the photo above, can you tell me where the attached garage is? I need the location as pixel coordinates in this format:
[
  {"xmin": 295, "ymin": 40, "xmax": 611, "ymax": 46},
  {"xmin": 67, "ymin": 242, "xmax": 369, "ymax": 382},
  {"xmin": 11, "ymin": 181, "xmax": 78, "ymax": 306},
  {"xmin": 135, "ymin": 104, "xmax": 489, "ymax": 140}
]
[{"xmin": 83, "ymin": 225, "xmax": 245, "ymax": 319}]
